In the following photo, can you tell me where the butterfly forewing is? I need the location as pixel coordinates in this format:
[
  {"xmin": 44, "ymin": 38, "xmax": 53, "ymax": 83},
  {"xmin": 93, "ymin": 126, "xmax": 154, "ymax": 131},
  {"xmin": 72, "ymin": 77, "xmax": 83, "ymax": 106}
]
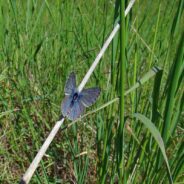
[
  {"xmin": 64, "ymin": 72, "xmax": 76, "ymax": 95},
  {"xmin": 80, "ymin": 87, "xmax": 100, "ymax": 107}
]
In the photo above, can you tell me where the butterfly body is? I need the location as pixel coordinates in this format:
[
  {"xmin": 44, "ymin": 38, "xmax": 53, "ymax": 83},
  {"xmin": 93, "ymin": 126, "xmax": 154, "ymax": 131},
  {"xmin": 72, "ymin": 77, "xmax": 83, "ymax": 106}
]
[
  {"xmin": 69, "ymin": 91, "xmax": 80, "ymax": 108},
  {"xmin": 72, "ymin": 92, "xmax": 79, "ymax": 101},
  {"xmin": 61, "ymin": 73, "xmax": 100, "ymax": 121}
]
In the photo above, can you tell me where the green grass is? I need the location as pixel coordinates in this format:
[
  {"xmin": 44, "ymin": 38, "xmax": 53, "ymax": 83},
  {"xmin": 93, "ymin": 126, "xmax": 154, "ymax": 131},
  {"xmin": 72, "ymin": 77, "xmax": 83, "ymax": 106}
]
[{"xmin": 0, "ymin": 0, "xmax": 184, "ymax": 183}]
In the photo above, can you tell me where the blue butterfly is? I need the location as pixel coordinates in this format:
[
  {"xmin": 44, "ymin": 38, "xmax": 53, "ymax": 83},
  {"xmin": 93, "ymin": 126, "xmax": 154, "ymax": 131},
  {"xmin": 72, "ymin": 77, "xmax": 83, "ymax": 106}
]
[{"xmin": 61, "ymin": 72, "xmax": 100, "ymax": 121}]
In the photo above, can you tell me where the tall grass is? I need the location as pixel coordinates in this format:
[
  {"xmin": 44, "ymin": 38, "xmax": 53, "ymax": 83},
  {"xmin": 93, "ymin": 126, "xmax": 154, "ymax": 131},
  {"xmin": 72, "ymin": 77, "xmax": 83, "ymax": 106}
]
[
  {"xmin": 117, "ymin": 0, "xmax": 126, "ymax": 182},
  {"xmin": 0, "ymin": 0, "xmax": 183, "ymax": 183}
]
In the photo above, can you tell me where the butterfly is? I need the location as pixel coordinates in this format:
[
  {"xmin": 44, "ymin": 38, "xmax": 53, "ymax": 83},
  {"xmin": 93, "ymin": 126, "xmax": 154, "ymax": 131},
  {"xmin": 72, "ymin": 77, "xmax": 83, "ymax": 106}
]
[{"xmin": 61, "ymin": 72, "xmax": 100, "ymax": 121}]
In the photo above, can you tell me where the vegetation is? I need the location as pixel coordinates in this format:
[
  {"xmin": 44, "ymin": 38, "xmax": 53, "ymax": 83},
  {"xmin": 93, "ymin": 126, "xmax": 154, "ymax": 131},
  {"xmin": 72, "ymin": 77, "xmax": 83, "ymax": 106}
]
[{"xmin": 0, "ymin": 0, "xmax": 183, "ymax": 183}]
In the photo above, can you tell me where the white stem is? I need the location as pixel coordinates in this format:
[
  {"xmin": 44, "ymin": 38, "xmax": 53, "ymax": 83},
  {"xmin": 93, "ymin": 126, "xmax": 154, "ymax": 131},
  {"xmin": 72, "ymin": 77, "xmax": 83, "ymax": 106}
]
[
  {"xmin": 125, "ymin": 0, "xmax": 136, "ymax": 16},
  {"xmin": 21, "ymin": 118, "xmax": 65, "ymax": 184},
  {"xmin": 77, "ymin": 24, "xmax": 120, "ymax": 92},
  {"xmin": 78, "ymin": 0, "xmax": 136, "ymax": 92}
]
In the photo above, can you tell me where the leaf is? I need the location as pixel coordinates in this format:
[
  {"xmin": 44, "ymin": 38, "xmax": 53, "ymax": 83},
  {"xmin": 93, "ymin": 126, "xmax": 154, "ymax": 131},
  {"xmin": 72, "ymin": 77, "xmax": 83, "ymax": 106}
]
[
  {"xmin": 133, "ymin": 113, "xmax": 173, "ymax": 184},
  {"xmin": 125, "ymin": 66, "xmax": 161, "ymax": 95}
]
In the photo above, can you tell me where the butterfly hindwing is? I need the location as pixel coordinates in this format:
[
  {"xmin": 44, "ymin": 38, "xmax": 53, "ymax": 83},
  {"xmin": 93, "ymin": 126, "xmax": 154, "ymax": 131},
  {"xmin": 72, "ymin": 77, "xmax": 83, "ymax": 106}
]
[
  {"xmin": 61, "ymin": 95, "xmax": 73, "ymax": 117},
  {"xmin": 61, "ymin": 94, "xmax": 85, "ymax": 121},
  {"xmin": 80, "ymin": 87, "xmax": 100, "ymax": 107},
  {"xmin": 64, "ymin": 72, "xmax": 76, "ymax": 95},
  {"xmin": 68, "ymin": 99, "xmax": 85, "ymax": 120}
]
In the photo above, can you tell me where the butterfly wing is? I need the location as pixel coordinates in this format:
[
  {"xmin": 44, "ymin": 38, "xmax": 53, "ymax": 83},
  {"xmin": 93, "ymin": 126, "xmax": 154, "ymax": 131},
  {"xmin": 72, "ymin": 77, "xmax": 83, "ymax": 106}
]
[
  {"xmin": 80, "ymin": 87, "xmax": 100, "ymax": 107},
  {"xmin": 68, "ymin": 100, "xmax": 85, "ymax": 120},
  {"xmin": 61, "ymin": 95, "xmax": 73, "ymax": 118},
  {"xmin": 64, "ymin": 72, "xmax": 76, "ymax": 95},
  {"xmin": 61, "ymin": 95, "xmax": 85, "ymax": 121}
]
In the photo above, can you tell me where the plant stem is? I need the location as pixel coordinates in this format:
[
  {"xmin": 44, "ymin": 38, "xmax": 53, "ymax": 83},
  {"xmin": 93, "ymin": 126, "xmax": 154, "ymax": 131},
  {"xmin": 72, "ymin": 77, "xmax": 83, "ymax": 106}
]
[{"xmin": 118, "ymin": 0, "xmax": 126, "ymax": 182}]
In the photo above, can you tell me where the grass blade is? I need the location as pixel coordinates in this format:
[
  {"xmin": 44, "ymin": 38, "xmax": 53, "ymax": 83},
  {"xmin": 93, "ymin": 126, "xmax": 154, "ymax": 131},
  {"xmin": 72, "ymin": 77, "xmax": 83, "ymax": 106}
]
[
  {"xmin": 117, "ymin": 0, "xmax": 126, "ymax": 181},
  {"xmin": 133, "ymin": 113, "xmax": 173, "ymax": 184},
  {"xmin": 162, "ymin": 32, "xmax": 184, "ymax": 143}
]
